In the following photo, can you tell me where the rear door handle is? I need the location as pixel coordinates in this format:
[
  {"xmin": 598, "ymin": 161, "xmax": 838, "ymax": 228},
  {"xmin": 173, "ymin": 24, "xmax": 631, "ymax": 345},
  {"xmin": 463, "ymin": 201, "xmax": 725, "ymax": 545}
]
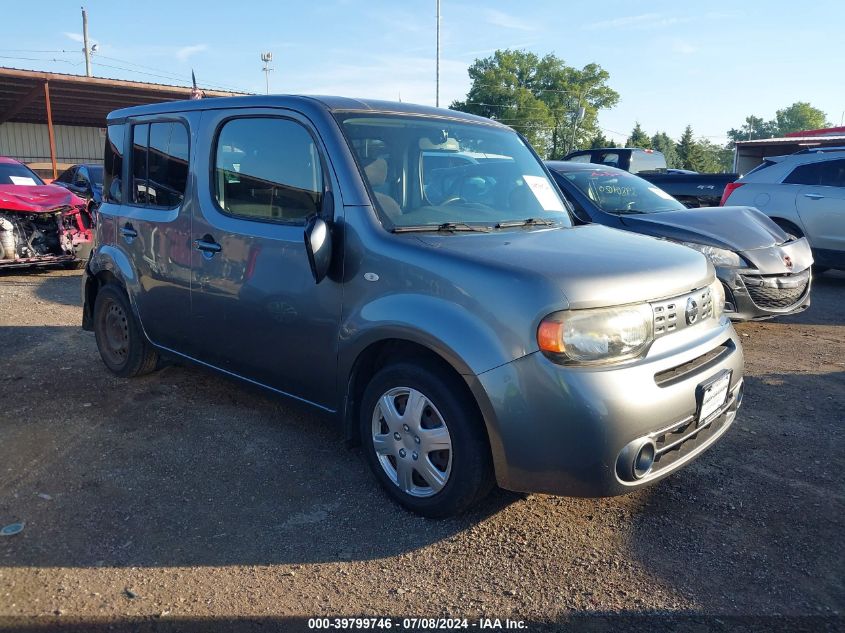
[
  {"xmin": 120, "ymin": 224, "xmax": 138, "ymax": 241},
  {"xmin": 804, "ymin": 193, "xmax": 824, "ymax": 200},
  {"xmin": 193, "ymin": 236, "xmax": 222, "ymax": 255}
]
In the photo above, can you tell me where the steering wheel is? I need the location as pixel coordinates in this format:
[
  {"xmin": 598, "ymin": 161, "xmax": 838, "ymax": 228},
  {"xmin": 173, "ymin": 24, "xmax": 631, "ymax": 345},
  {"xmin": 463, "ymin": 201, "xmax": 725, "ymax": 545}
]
[{"xmin": 440, "ymin": 196, "xmax": 467, "ymax": 206}]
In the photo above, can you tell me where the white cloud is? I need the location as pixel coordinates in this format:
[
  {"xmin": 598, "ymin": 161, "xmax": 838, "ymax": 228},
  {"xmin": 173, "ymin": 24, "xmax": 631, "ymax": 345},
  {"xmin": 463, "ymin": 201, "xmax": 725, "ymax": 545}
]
[
  {"xmin": 176, "ymin": 44, "xmax": 208, "ymax": 62},
  {"xmin": 286, "ymin": 53, "xmax": 469, "ymax": 107},
  {"xmin": 485, "ymin": 9, "xmax": 536, "ymax": 32},
  {"xmin": 671, "ymin": 39, "xmax": 698, "ymax": 55},
  {"xmin": 63, "ymin": 32, "xmax": 84, "ymax": 43},
  {"xmin": 584, "ymin": 13, "xmax": 690, "ymax": 30}
]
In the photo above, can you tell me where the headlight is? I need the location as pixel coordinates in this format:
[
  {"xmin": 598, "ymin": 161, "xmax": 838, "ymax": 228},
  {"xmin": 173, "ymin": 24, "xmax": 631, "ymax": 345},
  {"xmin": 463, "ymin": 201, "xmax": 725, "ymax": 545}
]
[
  {"xmin": 680, "ymin": 242, "xmax": 742, "ymax": 268},
  {"xmin": 538, "ymin": 303, "xmax": 654, "ymax": 365},
  {"xmin": 710, "ymin": 278, "xmax": 725, "ymax": 320}
]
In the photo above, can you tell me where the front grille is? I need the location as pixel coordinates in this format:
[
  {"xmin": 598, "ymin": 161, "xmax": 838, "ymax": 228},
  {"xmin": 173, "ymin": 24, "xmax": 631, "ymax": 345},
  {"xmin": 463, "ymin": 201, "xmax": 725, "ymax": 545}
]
[
  {"xmin": 651, "ymin": 286, "xmax": 713, "ymax": 338},
  {"xmin": 742, "ymin": 269, "xmax": 810, "ymax": 309}
]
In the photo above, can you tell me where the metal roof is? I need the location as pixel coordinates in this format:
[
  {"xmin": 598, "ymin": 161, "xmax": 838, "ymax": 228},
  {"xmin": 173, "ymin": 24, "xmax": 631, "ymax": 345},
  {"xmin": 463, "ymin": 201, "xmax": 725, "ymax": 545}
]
[
  {"xmin": 0, "ymin": 67, "xmax": 246, "ymax": 128},
  {"xmin": 734, "ymin": 135, "xmax": 845, "ymax": 147}
]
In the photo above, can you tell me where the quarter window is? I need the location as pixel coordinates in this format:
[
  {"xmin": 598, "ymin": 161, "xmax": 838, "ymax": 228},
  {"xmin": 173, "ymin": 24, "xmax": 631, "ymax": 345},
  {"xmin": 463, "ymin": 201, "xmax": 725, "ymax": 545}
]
[
  {"xmin": 103, "ymin": 124, "xmax": 124, "ymax": 203},
  {"xmin": 213, "ymin": 117, "xmax": 323, "ymax": 223},
  {"xmin": 130, "ymin": 121, "xmax": 189, "ymax": 208}
]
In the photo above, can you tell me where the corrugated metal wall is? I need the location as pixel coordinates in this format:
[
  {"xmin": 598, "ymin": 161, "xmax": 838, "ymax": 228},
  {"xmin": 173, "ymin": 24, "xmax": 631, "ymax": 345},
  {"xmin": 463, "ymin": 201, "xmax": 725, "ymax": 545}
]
[{"xmin": 0, "ymin": 122, "xmax": 105, "ymax": 165}]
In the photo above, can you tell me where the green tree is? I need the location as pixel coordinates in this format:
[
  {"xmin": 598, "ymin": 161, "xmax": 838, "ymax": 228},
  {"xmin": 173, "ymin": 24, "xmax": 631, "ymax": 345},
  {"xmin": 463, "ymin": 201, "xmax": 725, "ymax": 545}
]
[
  {"xmin": 589, "ymin": 132, "xmax": 616, "ymax": 148},
  {"xmin": 676, "ymin": 125, "xmax": 704, "ymax": 171},
  {"xmin": 651, "ymin": 131, "xmax": 680, "ymax": 168},
  {"xmin": 625, "ymin": 122, "xmax": 651, "ymax": 149},
  {"xmin": 727, "ymin": 115, "xmax": 777, "ymax": 144},
  {"xmin": 774, "ymin": 102, "xmax": 829, "ymax": 135},
  {"xmin": 451, "ymin": 50, "xmax": 619, "ymax": 159},
  {"xmin": 727, "ymin": 103, "xmax": 829, "ymax": 144},
  {"xmin": 696, "ymin": 139, "xmax": 733, "ymax": 173}
]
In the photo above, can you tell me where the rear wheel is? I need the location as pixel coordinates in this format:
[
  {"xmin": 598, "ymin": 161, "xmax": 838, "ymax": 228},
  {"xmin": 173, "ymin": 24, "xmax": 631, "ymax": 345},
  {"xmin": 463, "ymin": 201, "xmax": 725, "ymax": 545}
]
[
  {"xmin": 360, "ymin": 360, "xmax": 494, "ymax": 517},
  {"xmin": 93, "ymin": 284, "xmax": 158, "ymax": 377}
]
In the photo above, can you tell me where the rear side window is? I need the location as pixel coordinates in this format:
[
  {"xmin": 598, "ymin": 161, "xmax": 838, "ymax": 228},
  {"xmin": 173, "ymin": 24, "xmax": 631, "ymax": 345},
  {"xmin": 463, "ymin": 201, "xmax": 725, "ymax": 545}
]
[
  {"xmin": 567, "ymin": 152, "xmax": 593, "ymax": 163},
  {"xmin": 130, "ymin": 120, "xmax": 189, "ymax": 208},
  {"xmin": 781, "ymin": 158, "xmax": 845, "ymax": 187},
  {"xmin": 629, "ymin": 150, "xmax": 666, "ymax": 174},
  {"xmin": 213, "ymin": 117, "xmax": 323, "ymax": 223},
  {"xmin": 104, "ymin": 124, "xmax": 124, "ymax": 203},
  {"xmin": 596, "ymin": 152, "xmax": 621, "ymax": 169},
  {"xmin": 784, "ymin": 161, "xmax": 825, "ymax": 186}
]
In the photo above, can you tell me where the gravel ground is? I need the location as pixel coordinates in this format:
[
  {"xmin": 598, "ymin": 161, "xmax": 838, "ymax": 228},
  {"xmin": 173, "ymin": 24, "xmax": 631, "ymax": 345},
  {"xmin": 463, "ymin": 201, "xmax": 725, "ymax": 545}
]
[{"xmin": 0, "ymin": 268, "xmax": 843, "ymax": 632}]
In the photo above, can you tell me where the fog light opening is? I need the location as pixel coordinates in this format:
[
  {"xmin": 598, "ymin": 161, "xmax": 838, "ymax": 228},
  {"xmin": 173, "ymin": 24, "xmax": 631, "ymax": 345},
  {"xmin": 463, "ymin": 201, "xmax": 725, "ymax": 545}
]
[{"xmin": 633, "ymin": 441, "xmax": 656, "ymax": 480}]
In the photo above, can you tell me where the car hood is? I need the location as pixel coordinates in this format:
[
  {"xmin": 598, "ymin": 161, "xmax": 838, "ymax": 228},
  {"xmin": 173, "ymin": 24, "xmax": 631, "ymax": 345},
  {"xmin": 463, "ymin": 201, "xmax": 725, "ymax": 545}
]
[
  {"xmin": 415, "ymin": 224, "xmax": 713, "ymax": 309},
  {"xmin": 619, "ymin": 206, "xmax": 788, "ymax": 252},
  {"xmin": 0, "ymin": 184, "xmax": 85, "ymax": 212}
]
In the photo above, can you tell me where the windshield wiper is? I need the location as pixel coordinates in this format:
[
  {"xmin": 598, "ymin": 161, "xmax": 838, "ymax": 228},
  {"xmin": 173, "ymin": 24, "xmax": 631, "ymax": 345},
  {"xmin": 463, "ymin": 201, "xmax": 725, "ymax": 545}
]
[
  {"xmin": 608, "ymin": 209, "xmax": 647, "ymax": 215},
  {"xmin": 495, "ymin": 218, "xmax": 557, "ymax": 228},
  {"xmin": 392, "ymin": 222, "xmax": 492, "ymax": 233}
]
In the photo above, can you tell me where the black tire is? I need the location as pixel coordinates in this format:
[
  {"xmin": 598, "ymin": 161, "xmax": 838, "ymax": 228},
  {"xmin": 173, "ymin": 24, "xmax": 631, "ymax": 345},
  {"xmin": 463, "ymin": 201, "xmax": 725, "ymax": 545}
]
[
  {"xmin": 93, "ymin": 284, "xmax": 158, "ymax": 377},
  {"xmin": 359, "ymin": 359, "xmax": 494, "ymax": 517}
]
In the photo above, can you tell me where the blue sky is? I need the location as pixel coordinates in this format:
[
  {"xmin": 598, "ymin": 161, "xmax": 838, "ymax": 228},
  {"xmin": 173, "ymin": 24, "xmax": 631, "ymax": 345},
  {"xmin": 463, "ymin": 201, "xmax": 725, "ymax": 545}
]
[{"xmin": 3, "ymin": 0, "xmax": 844, "ymax": 144}]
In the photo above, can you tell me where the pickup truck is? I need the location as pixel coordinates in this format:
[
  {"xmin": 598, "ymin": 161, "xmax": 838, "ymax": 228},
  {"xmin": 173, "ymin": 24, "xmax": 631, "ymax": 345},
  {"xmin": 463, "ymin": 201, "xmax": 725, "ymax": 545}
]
[
  {"xmin": 563, "ymin": 147, "xmax": 739, "ymax": 208},
  {"xmin": 638, "ymin": 171, "xmax": 739, "ymax": 208}
]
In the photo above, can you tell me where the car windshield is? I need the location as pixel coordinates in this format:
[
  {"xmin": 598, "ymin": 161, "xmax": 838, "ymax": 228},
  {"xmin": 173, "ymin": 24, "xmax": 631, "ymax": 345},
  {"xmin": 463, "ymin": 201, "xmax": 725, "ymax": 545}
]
[
  {"xmin": 88, "ymin": 165, "xmax": 104, "ymax": 185},
  {"xmin": 0, "ymin": 163, "xmax": 45, "ymax": 186},
  {"xmin": 561, "ymin": 168, "xmax": 686, "ymax": 214},
  {"xmin": 337, "ymin": 113, "xmax": 572, "ymax": 230}
]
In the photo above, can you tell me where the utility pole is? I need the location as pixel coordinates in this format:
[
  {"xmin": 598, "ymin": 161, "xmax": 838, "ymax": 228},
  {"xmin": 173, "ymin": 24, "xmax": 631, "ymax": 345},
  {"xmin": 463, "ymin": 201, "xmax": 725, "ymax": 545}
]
[
  {"xmin": 435, "ymin": 0, "xmax": 440, "ymax": 107},
  {"xmin": 81, "ymin": 6, "xmax": 92, "ymax": 77},
  {"xmin": 261, "ymin": 52, "xmax": 273, "ymax": 95}
]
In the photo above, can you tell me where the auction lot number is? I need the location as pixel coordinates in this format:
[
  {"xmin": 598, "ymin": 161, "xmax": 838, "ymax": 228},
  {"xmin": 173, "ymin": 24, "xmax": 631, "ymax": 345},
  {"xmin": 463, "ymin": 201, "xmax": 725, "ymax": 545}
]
[{"xmin": 308, "ymin": 618, "xmax": 471, "ymax": 629}]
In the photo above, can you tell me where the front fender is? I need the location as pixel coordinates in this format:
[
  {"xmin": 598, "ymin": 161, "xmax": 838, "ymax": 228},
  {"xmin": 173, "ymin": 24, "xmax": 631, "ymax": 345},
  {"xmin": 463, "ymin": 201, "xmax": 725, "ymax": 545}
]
[
  {"xmin": 337, "ymin": 293, "xmax": 531, "ymax": 453},
  {"xmin": 339, "ymin": 293, "xmax": 526, "ymax": 381}
]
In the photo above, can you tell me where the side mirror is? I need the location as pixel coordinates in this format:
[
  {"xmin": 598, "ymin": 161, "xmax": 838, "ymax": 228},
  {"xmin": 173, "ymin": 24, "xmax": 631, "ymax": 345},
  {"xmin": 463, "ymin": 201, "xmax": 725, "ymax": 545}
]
[{"xmin": 304, "ymin": 192, "xmax": 334, "ymax": 284}]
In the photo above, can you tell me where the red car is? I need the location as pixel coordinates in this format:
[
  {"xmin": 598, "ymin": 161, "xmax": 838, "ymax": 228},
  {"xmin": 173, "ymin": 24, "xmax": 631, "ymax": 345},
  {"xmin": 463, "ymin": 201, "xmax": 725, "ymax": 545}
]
[{"xmin": 0, "ymin": 157, "xmax": 93, "ymax": 269}]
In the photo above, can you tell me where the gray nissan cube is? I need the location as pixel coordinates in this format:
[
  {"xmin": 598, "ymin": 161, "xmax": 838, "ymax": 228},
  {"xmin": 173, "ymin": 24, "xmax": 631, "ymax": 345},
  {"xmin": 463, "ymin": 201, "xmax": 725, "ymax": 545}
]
[{"xmin": 82, "ymin": 96, "xmax": 744, "ymax": 517}]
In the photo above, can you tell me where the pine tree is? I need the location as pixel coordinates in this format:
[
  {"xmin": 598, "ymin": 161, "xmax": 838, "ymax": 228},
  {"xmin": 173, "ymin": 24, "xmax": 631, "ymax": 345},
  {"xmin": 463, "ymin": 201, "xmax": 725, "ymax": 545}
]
[
  {"xmin": 625, "ymin": 122, "xmax": 651, "ymax": 149},
  {"xmin": 651, "ymin": 131, "xmax": 680, "ymax": 169}
]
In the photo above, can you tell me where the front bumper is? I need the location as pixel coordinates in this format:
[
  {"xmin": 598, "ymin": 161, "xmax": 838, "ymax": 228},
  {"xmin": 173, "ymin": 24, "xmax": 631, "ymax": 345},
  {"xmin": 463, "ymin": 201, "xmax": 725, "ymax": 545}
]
[
  {"xmin": 721, "ymin": 238, "xmax": 813, "ymax": 321},
  {"xmin": 469, "ymin": 316, "xmax": 743, "ymax": 497},
  {"xmin": 721, "ymin": 267, "xmax": 811, "ymax": 321}
]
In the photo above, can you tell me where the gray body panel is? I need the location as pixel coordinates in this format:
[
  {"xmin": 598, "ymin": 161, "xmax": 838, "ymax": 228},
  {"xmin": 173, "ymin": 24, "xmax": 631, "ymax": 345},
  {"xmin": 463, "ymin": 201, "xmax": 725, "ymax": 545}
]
[
  {"xmin": 725, "ymin": 150, "xmax": 845, "ymax": 269},
  {"xmin": 84, "ymin": 95, "xmax": 744, "ymax": 497}
]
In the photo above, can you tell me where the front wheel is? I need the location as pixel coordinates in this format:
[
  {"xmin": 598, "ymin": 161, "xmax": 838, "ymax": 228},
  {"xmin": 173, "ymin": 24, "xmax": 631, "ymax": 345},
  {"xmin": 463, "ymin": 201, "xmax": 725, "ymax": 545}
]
[
  {"xmin": 93, "ymin": 284, "xmax": 158, "ymax": 377},
  {"xmin": 360, "ymin": 360, "xmax": 494, "ymax": 517}
]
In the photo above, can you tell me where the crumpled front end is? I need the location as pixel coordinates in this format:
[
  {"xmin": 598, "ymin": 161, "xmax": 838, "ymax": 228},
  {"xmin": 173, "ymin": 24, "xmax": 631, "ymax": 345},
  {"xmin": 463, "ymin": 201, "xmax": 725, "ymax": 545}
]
[
  {"xmin": 720, "ymin": 237, "xmax": 814, "ymax": 321},
  {"xmin": 0, "ymin": 204, "xmax": 93, "ymax": 269}
]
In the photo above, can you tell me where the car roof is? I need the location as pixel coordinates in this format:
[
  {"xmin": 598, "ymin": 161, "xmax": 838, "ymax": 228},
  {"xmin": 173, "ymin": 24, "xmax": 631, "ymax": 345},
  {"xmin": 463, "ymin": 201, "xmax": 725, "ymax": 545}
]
[
  {"xmin": 0, "ymin": 156, "xmax": 24, "ymax": 165},
  {"xmin": 108, "ymin": 95, "xmax": 506, "ymax": 128},
  {"xmin": 546, "ymin": 160, "xmax": 627, "ymax": 174}
]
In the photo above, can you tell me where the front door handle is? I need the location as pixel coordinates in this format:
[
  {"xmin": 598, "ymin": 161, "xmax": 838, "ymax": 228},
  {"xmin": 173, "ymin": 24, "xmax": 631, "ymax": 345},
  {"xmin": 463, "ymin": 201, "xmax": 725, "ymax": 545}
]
[
  {"xmin": 120, "ymin": 223, "xmax": 138, "ymax": 241},
  {"xmin": 193, "ymin": 236, "xmax": 222, "ymax": 256},
  {"xmin": 804, "ymin": 193, "xmax": 824, "ymax": 200}
]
